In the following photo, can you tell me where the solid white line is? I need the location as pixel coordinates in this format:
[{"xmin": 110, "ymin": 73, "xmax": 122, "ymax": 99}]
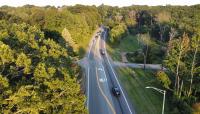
[
  {"xmin": 88, "ymin": 40, "xmax": 93, "ymax": 58},
  {"xmin": 87, "ymin": 67, "xmax": 90, "ymax": 108},
  {"xmin": 103, "ymin": 31, "xmax": 134, "ymax": 114}
]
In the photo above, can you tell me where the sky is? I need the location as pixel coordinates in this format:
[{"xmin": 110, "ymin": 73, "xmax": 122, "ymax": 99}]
[{"xmin": 0, "ymin": 0, "xmax": 199, "ymax": 7}]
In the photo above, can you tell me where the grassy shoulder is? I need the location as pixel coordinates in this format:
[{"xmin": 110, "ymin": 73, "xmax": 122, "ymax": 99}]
[
  {"xmin": 106, "ymin": 34, "xmax": 140, "ymax": 61},
  {"xmin": 116, "ymin": 67, "xmax": 170, "ymax": 114},
  {"xmin": 77, "ymin": 28, "xmax": 99, "ymax": 58}
]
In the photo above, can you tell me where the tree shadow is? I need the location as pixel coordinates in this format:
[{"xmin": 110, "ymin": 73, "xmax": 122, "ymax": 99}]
[
  {"xmin": 78, "ymin": 46, "xmax": 86, "ymax": 59},
  {"xmin": 43, "ymin": 29, "xmax": 64, "ymax": 44},
  {"xmin": 43, "ymin": 29, "xmax": 77, "ymax": 56}
]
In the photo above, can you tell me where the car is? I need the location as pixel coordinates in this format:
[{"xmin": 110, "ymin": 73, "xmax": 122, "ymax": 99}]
[
  {"xmin": 100, "ymin": 49, "xmax": 105, "ymax": 55},
  {"xmin": 112, "ymin": 87, "xmax": 120, "ymax": 96}
]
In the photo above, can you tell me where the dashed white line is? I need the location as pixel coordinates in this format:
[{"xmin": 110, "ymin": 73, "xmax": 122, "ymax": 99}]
[
  {"xmin": 88, "ymin": 40, "xmax": 93, "ymax": 58},
  {"xmin": 87, "ymin": 67, "xmax": 90, "ymax": 108},
  {"xmin": 96, "ymin": 36, "xmax": 107, "ymax": 82}
]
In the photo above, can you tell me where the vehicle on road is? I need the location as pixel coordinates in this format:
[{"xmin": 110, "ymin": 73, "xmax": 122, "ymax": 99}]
[
  {"xmin": 112, "ymin": 87, "xmax": 121, "ymax": 96},
  {"xmin": 100, "ymin": 49, "xmax": 105, "ymax": 55}
]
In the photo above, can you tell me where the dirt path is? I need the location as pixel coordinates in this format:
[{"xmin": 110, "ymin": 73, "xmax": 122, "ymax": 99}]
[{"xmin": 121, "ymin": 52, "xmax": 128, "ymax": 63}]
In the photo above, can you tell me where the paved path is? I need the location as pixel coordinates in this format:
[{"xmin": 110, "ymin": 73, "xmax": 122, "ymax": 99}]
[{"xmin": 114, "ymin": 61, "xmax": 167, "ymax": 70}]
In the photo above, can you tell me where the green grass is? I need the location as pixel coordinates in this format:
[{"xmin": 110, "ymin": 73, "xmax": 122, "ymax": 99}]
[
  {"xmin": 107, "ymin": 35, "xmax": 140, "ymax": 61},
  {"xmin": 116, "ymin": 68, "xmax": 170, "ymax": 114},
  {"xmin": 107, "ymin": 34, "xmax": 165, "ymax": 64}
]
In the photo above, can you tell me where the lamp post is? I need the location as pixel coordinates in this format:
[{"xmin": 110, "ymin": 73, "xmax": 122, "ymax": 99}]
[{"xmin": 146, "ymin": 86, "xmax": 166, "ymax": 114}]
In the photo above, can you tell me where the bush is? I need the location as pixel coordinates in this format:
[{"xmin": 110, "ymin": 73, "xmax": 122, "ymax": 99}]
[
  {"xmin": 171, "ymin": 97, "xmax": 193, "ymax": 114},
  {"xmin": 126, "ymin": 51, "xmax": 144, "ymax": 63}
]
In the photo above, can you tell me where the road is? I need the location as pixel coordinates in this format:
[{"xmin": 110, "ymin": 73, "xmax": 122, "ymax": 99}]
[{"xmin": 83, "ymin": 27, "xmax": 135, "ymax": 114}]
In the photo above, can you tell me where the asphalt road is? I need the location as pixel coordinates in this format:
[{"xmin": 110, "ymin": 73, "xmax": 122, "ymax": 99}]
[{"xmin": 86, "ymin": 27, "xmax": 135, "ymax": 114}]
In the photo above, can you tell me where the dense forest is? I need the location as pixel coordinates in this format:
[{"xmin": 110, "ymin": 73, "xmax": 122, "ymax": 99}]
[
  {"xmin": 0, "ymin": 5, "xmax": 101, "ymax": 113},
  {"xmin": 0, "ymin": 4, "xmax": 200, "ymax": 113}
]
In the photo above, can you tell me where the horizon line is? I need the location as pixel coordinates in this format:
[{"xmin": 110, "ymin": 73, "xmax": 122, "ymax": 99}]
[{"xmin": 0, "ymin": 3, "xmax": 200, "ymax": 8}]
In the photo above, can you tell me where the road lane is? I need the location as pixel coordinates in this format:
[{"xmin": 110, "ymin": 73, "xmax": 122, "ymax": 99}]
[
  {"xmin": 100, "ymin": 28, "xmax": 136, "ymax": 114},
  {"xmin": 96, "ymin": 67, "xmax": 116, "ymax": 114}
]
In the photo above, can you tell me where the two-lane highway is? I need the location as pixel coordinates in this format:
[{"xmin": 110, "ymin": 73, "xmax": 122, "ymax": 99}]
[
  {"xmin": 85, "ymin": 27, "xmax": 135, "ymax": 114},
  {"xmin": 86, "ymin": 29, "xmax": 116, "ymax": 114}
]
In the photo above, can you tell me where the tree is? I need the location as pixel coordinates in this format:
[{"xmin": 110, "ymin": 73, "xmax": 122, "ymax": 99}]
[
  {"xmin": 165, "ymin": 33, "xmax": 190, "ymax": 97},
  {"xmin": 109, "ymin": 23, "xmax": 127, "ymax": 43},
  {"xmin": 0, "ymin": 42, "xmax": 14, "ymax": 74},
  {"xmin": 0, "ymin": 21, "xmax": 87, "ymax": 113},
  {"xmin": 0, "ymin": 75, "xmax": 9, "ymax": 90},
  {"xmin": 156, "ymin": 71, "xmax": 171, "ymax": 89},
  {"xmin": 156, "ymin": 11, "xmax": 171, "ymax": 41},
  {"xmin": 166, "ymin": 27, "xmax": 177, "ymax": 56},
  {"xmin": 140, "ymin": 33, "xmax": 150, "ymax": 69},
  {"xmin": 124, "ymin": 10, "xmax": 136, "ymax": 27},
  {"xmin": 188, "ymin": 35, "xmax": 200, "ymax": 96},
  {"xmin": 34, "ymin": 62, "xmax": 49, "ymax": 83},
  {"xmin": 16, "ymin": 53, "xmax": 31, "ymax": 74},
  {"xmin": 43, "ymin": 39, "xmax": 66, "ymax": 59},
  {"xmin": 62, "ymin": 28, "xmax": 77, "ymax": 52}
]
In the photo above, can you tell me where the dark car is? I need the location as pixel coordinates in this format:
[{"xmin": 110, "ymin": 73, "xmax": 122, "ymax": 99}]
[
  {"xmin": 100, "ymin": 49, "xmax": 105, "ymax": 55},
  {"xmin": 112, "ymin": 87, "xmax": 120, "ymax": 96}
]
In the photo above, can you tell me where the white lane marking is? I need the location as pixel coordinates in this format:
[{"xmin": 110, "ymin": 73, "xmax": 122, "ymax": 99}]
[
  {"xmin": 103, "ymin": 30, "xmax": 134, "ymax": 114},
  {"xmin": 87, "ymin": 67, "xmax": 90, "ymax": 108},
  {"xmin": 88, "ymin": 39, "xmax": 94, "ymax": 58},
  {"xmin": 101, "ymin": 64, "xmax": 108, "ymax": 83},
  {"xmin": 99, "ymin": 78, "xmax": 107, "ymax": 82},
  {"xmin": 98, "ymin": 68, "xmax": 103, "ymax": 71},
  {"xmin": 88, "ymin": 42, "xmax": 92, "ymax": 58},
  {"xmin": 97, "ymin": 35, "xmax": 109, "ymax": 86}
]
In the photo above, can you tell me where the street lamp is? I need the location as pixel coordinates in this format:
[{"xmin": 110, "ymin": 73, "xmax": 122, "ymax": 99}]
[{"xmin": 146, "ymin": 86, "xmax": 166, "ymax": 114}]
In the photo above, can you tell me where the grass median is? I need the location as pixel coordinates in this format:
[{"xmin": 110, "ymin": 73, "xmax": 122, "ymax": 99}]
[{"xmin": 116, "ymin": 67, "xmax": 170, "ymax": 114}]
